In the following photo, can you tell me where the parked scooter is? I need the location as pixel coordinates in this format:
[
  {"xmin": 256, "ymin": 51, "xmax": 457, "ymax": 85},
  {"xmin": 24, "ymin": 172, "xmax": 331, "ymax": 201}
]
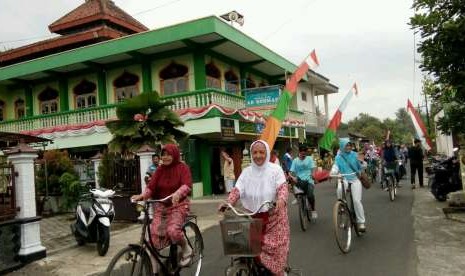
[
  {"xmin": 428, "ymin": 149, "xmax": 462, "ymax": 202},
  {"xmin": 70, "ymin": 187, "xmax": 116, "ymax": 256}
]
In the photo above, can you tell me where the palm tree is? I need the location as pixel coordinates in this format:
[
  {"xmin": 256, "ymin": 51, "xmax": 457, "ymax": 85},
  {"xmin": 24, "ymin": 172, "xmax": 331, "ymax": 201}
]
[{"xmin": 105, "ymin": 91, "xmax": 186, "ymax": 153}]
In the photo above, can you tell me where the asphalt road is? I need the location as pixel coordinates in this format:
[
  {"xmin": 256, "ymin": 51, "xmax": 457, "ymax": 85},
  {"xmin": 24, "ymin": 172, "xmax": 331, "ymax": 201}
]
[{"xmin": 195, "ymin": 176, "xmax": 417, "ymax": 276}]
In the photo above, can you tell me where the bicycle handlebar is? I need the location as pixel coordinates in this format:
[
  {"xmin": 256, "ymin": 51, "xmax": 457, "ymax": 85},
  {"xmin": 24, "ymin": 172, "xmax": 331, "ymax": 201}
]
[
  {"xmin": 330, "ymin": 172, "xmax": 357, "ymax": 178},
  {"xmin": 130, "ymin": 194, "xmax": 173, "ymax": 204},
  {"xmin": 222, "ymin": 201, "xmax": 275, "ymax": 217}
]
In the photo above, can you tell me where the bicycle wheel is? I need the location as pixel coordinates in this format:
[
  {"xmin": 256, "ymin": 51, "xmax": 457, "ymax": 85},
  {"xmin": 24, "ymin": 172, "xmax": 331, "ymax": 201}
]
[
  {"xmin": 297, "ymin": 195, "xmax": 307, "ymax": 231},
  {"xmin": 388, "ymin": 175, "xmax": 396, "ymax": 201},
  {"xmin": 332, "ymin": 201, "xmax": 352, "ymax": 253},
  {"xmin": 105, "ymin": 245, "xmax": 153, "ymax": 276},
  {"xmin": 182, "ymin": 221, "xmax": 204, "ymax": 275}
]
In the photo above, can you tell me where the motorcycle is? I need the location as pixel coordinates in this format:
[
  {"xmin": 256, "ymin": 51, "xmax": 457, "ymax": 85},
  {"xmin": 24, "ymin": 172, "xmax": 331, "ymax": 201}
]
[
  {"xmin": 428, "ymin": 151, "xmax": 462, "ymax": 202},
  {"xmin": 70, "ymin": 187, "xmax": 116, "ymax": 256},
  {"xmin": 397, "ymin": 155, "xmax": 406, "ymax": 179}
]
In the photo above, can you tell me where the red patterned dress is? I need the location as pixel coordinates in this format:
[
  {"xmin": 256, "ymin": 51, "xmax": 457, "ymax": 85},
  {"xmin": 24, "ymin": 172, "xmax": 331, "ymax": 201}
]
[
  {"xmin": 142, "ymin": 144, "xmax": 192, "ymax": 249},
  {"xmin": 227, "ymin": 181, "xmax": 289, "ymax": 275}
]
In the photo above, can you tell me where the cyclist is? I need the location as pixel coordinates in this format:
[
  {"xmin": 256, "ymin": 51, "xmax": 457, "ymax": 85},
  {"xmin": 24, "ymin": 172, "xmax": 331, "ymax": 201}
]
[
  {"xmin": 131, "ymin": 144, "xmax": 193, "ymax": 267},
  {"xmin": 219, "ymin": 140, "xmax": 289, "ymax": 276},
  {"xmin": 364, "ymin": 145, "xmax": 379, "ymax": 179},
  {"xmin": 288, "ymin": 145, "xmax": 317, "ymax": 219},
  {"xmin": 382, "ymin": 140, "xmax": 400, "ymax": 188},
  {"xmin": 331, "ymin": 138, "xmax": 367, "ymax": 232}
]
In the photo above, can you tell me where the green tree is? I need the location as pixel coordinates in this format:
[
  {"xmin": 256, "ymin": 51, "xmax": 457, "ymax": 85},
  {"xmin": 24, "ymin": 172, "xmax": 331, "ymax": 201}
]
[
  {"xmin": 106, "ymin": 91, "xmax": 187, "ymax": 153},
  {"xmin": 410, "ymin": 0, "xmax": 465, "ymax": 137}
]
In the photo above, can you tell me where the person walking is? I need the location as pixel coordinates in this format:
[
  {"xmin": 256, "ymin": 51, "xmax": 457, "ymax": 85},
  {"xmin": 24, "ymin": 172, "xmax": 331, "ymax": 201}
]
[
  {"xmin": 408, "ymin": 138, "xmax": 424, "ymax": 189},
  {"xmin": 221, "ymin": 149, "xmax": 235, "ymax": 193}
]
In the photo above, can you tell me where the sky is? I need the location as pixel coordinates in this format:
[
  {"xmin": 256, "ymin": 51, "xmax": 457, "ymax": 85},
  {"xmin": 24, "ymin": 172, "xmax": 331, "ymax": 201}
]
[{"xmin": 0, "ymin": 0, "xmax": 426, "ymax": 122}]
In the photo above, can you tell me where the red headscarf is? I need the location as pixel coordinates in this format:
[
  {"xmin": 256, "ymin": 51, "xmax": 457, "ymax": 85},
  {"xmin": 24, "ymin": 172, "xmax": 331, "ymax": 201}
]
[{"xmin": 146, "ymin": 144, "xmax": 192, "ymax": 199}]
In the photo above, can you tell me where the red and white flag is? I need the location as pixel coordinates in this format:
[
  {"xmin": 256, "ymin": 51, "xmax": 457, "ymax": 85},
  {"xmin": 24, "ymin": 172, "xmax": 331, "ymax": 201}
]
[{"xmin": 407, "ymin": 99, "xmax": 433, "ymax": 151}]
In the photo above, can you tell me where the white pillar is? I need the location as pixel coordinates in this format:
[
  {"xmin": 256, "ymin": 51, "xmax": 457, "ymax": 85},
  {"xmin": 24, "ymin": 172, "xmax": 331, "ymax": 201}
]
[
  {"xmin": 92, "ymin": 158, "xmax": 101, "ymax": 188},
  {"xmin": 7, "ymin": 144, "xmax": 46, "ymax": 262},
  {"xmin": 136, "ymin": 151, "xmax": 155, "ymax": 193}
]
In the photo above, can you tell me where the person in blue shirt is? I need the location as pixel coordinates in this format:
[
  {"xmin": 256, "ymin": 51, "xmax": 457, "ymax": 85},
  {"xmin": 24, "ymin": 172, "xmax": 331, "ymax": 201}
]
[
  {"xmin": 144, "ymin": 154, "xmax": 160, "ymax": 183},
  {"xmin": 282, "ymin": 147, "xmax": 293, "ymax": 174},
  {"xmin": 289, "ymin": 145, "xmax": 318, "ymax": 219},
  {"xmin": 331, "ymin": 138, "xmax": 367, "ymax": 232}
]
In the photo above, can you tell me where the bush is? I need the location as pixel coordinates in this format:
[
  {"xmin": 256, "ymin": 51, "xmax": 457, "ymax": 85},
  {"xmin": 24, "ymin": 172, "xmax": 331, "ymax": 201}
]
[{"xmin": 59, "ymin": 172, "xmax": 85, "ymax": 211}]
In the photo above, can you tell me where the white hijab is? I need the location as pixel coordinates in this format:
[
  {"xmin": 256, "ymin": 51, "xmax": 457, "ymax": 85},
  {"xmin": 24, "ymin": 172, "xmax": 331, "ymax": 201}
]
[{"xmin": 235, "ymin": 140, "xmax": 287, "ymax": 212}]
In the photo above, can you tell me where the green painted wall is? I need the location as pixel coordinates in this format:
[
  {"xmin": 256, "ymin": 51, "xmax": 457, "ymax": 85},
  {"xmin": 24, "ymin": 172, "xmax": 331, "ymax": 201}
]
[
  {"xmin": 97, "ymin": 71, "xmax": 108, "ymax": 105},
  {"xmin": 142, "ymin": 61, "xmax": 153, "ymax": 93},
  {"xmin": 25, "ymin": 86, "xmax": 33, "ymax": 117},
  {"xmin": 199, "ymin": 141, "xmax": 212, "ymax": 196},
  {"xmin": 59, "ymin": 78, "xmax": 69, "ymax": 112},
  {"xmin": 193, "ymin": 51, "xmax": 206, "ymax": 90}
]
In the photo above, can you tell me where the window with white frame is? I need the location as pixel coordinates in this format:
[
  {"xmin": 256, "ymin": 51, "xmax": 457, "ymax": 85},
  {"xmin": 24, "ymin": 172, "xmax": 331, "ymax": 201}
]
[
  {"xmin": 206, "ymin": 62, "xmax": 221, "ymax": 89},
  {"xmin": 224, "ymin": 70, "xmax": 239, "ymax": 93},
  {"xmin": 74, "ymin": 79, "xmax": 97, "ymax": 109},
  {"xmin": 160, "ymin": 62, "xmax": 189, "ymax": 96},
  {"xmin": 14, "ymin": 99, "xmax": 25, "ymax": 119},
  {"xmin": 38, "ymin": 87, "xmax": 59, "ymax": 115},
  {"xmin": 113, "ymin": 71, "xmax": 140, "ymax": 102}
]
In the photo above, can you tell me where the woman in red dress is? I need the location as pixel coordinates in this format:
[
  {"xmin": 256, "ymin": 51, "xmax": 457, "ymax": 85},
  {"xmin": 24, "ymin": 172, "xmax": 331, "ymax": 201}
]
[{"xmin": 131, "ymin": 144, "xmax": 193, "ymax": 266}]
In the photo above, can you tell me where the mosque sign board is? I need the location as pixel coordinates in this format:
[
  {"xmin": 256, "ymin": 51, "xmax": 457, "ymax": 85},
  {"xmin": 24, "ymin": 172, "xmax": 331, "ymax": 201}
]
[{"xmin": 245, "ymin": 86, "xmax": 280, "ymax": 108}]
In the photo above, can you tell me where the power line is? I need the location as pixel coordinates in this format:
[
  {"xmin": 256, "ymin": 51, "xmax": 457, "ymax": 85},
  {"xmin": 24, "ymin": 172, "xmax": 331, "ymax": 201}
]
[
  {"xmin": 132, "ymin": 0, "xmax": 184, "ymax": 16},
  {"xmin": 262, "ymin": 0, "xmax": 319, "ymax": 42}
]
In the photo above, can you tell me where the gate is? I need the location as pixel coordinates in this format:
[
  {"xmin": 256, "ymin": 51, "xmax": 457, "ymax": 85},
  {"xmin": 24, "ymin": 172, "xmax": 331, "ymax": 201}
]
[{"xmin": 0, "ymin": 163, "xmax": 17, "ymax": 222}]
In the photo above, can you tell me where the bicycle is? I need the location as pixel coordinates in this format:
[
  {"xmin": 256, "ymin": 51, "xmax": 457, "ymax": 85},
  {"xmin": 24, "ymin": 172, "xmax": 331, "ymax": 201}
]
[
  {"xmin": 288, "ymin": 177, "xmax": 312, "ymax": 231},
  {"xmin": 105, "ymin": 194, "xmax": 204, "ymax": 276},
  {"xmin": 220, "ymin": 202, "xmax": 302, "ymax": 276},
  {"xmin": 383, "ymin": 165, "xmax": 397, "ymax": 201},
  {"xmin": 331, "ymin": 173, "xmax": 364, "ymax": 254},
  {"xmin": 366, "ymin": 158, "xmax": 378, "ymax": 184}
]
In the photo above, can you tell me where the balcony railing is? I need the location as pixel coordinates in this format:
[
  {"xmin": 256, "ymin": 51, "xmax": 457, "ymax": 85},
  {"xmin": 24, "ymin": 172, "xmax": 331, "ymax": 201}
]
[
  {"xmin": 163, "ymin": 88, "xmax": 245, "ymax": 110},
  {"xmin": 0, "ymin": 89, "xmax": 324, "ymax": 134}
]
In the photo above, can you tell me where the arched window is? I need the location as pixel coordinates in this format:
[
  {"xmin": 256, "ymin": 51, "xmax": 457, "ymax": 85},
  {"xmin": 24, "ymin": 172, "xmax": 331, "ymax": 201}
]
[
  {"xmin": 74, "ymin": 79, "xmax": 97, "ymax": 109},
  {"xmin": 224, "ymin": 70, "xmax": 239, "ymax": 93},
  {"xmin": 0, "ymin": 100, "xmax": 5, "ymax": 121},
  {"xmin": 159, "ymin": 62, "xmax": 189, "ymax": 96},
  {"xmin": 14, "ymin": 99, "xmax": 25, "ymax": 119},
  {"xmin": 38, "ymin": 87, "xmax": 59, "ymax": 115},
  {"xmin": 206, "ymin": 62, "xmax": 221, "ymax": 89},
  {"xmin": 113, "ymin": 71, "xmax": 140, "ymax": 103},
  {"xmin": 245, "ymin": 77, "xmax": 256, "ymax": 89}
]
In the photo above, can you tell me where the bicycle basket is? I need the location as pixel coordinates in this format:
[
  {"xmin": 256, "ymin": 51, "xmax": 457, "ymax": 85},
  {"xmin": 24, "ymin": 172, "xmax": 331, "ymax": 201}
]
[{"xmin": 220, "ymin": 217, "xmax": 262, "ymax": 257}]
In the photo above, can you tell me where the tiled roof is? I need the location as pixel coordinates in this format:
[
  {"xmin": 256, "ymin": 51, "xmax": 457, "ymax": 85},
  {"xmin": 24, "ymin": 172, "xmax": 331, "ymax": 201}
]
[
  {"xmin": 0, "ymin": 26, "xmax": 127, "ymax": 66},
  {"xmin": 49, "ymin": 0, "xmax": 148, "ymax": 34}
]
